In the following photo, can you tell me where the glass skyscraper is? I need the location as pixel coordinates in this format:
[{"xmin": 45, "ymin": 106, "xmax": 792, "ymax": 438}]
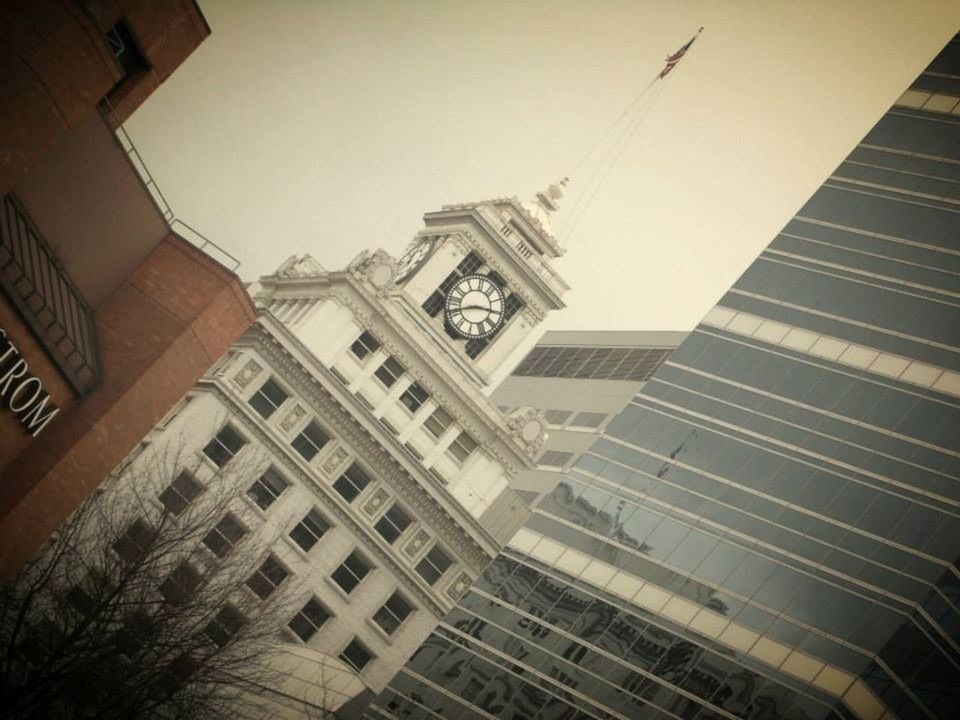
[{"xmin": 363, "ymin": 35, "xmax": 960, "ymax": 720}]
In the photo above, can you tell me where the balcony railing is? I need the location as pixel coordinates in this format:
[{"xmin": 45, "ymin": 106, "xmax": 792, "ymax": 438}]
[{"xmin": 0, "ymin": 194, "xmax": 101, "ymax": 396}]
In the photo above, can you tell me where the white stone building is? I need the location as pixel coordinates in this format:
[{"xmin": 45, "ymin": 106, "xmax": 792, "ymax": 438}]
[{"xmin": 130, "ymin": 186, "xmax": 572, "ymax": 715}]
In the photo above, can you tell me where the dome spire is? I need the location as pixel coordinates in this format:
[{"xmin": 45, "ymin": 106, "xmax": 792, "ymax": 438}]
[{"xmin": 535, "ymin": 177, "xmax": 569, "ymax": 213}]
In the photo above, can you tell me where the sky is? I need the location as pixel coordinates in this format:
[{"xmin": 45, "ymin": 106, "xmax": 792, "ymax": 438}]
[{"xmin": 129, "ymin": 1, "xmax": 960, "ymax": 335}]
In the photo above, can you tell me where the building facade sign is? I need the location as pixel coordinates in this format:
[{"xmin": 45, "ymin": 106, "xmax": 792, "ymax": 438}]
[{"xmin": 0, "ymin": 328, "xmax": 60, "ymax": 437}]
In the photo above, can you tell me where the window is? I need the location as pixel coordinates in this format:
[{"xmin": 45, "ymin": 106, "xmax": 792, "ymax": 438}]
[
  {"xmin": 379, "ymin": 418, "xmax": 399, "ymax": 435},
  {"xmin": 539, "ymin": 450, "xmax": 574, "ymax": 468},
  {"xmin": 457, "ymin": 252, "xmax": 483, "ymax": 275},
  {"xmin": 248, "ymin": 377, "xmax": 288, "ymax": 419},
  {"xmin": 292, "ymin": 420, "xmax": 329, "ymax": 461},
  {"xmin": 415, "ymin": 545, "xmax": 452, "ymax": 586},
  {"xmin": 399, "ymin": 382, "xmax": 429, "ymax": 413},
  {"xmin": 374, "ymin": 356, "xmax": 405, "ymax": 388},
  {"xmin": 356, "ymin": 393, "xmax": 374, "ymax": 410},
  {"xmin": 465, "ymin": 338, "xmax": 490, "ymax": 359},
  {"xmin": 202, "ymin": 513, "xmax": 246, "ymax": 558},
  {"xmin": 104, "ymin": 18, "xmax": 148, "ymax": 81},
  {"xmin": 503, "ymin": 293, "xmax": 525, "ymax": 321},
  {"xmin": 487, "ymin": 271, "xmax": 507, "ymax": 288},
  {"xmin": 329, "ymin": 366, "xmax": 348, "ymax": 385},
  {"xmin": 447, "ymin": 431, "xmax": 477, "ymax": 464},
  {"xmin": 374, "ymin": 503, "xmax": 412, "ymax": 544},
  {"xmin": 247, "ymin": 467, "xmax": 289, "ymax": 510},
  {"xmin": 339, "ymin": 638, "xmax": 373, "ymax": 672},
  {"xmin": 423, "ymin": 407, "xmax": 453, "ymax": 438},
  {"xmin": 159, "ymin": 562, "xmax": 202, "ymax": 606},
  {"xmin": 372, "ymin": 592, "xmax": 413, "ymax": 635},
  {"xmin": 333, "ymin": 463, "xmax": 372, "ymax": 503},
  {"xmin": 113, "ymin": 519, "xmax": 154, "ymax": 564},
  {"xmin": 290, "ymin": 509, "xmax": 329, "ymax": 552},
  {"xmin": 289, "ymin": 598, "xmax": 330, "ymax": 642},
  {"xmin": 116, "ymin": 611, "xmax": 153, "ymax": 658},
  {"xmin": 203, "ymin": 425, "xmax": 245, "ymax": 467},
  {"xmin": 159, "ymin": 471, "xmax": 203, "ymax": 516},
  {"xmin": 246, "ymin": 554, "xmax": 289, "ymax": 600},
  {"xmin": 331, "ymin": 551, "xmax": 371, "ymax": 594},
  {"xmin": 204, "ymin": 604, "xmax": 246, "ymax": 648},
  {"xmin": 422, "ymin": 272, "xmax": 460, "ymax": 317},
  {"xmin": 544, "ymin": 409, "xmax": 572, "ymax": 425},
  {"xmin": 350, "ymin": 331, "xmax": 381, "ymax": 360},
  {"xmin": 571, "ymin": 411, "xmax": 607, "ymax": 428},
  {"xmin": 428, "ymin": 467, "xmax": 447, "ymax": 484},
  {"xmin": 404, "ymin": 443, "xmax": 423, "ymax": 461}
]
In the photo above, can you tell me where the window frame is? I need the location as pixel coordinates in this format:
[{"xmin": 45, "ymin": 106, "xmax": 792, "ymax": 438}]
[
  {"xmin": 373, "ymin": 356, "xmax": 405, "ymax": 388},
  {"xmin": 288, "ymin": 597, "xmax": 331, "ymax": 642},
  {"xmin": 158, "ymin": 470, "xmax": 203, "ymax": 516},
  {"xmin": 372, "ymin": 591, "xmax": 414, "ymax": 636},
  {"xmin": 333, "ymin": 463, "xmax": 372, "ymax": 503},
  {"xmin": 349, "ymin": 331, "xmax": 381, "ymax": 361},
  {"xmin": 373, "ymin": 503, "xmax": 412, "ymax": 545},
  {"xmin": 330, "ymin": 550, "xmax": 372, "ymax": 595},
  {"xmin": 248, "ymin": 376, "xmax": 289, "ymax": 419},
  {"xmin": 339, "ymin": 637, "xmax": 374, "ymax": 672},
  {"xmin": 415, "ymin": 544, "xmax": 453, "ymax": 586},
  {"xmin": 398, "ymin": 381, "xmax": 429, "ymax": 413},
  {"xmin": 246, "ymin": 466, "xmax": 289, "ymax": 510},
  {"xmin": 246, "ymin": 553, "xmax": 291, "ymax": 600},
  {"xmin": 202, "ymin": 424, "xmax": 246, "ymax": 468},
  {"xmin": 423, "ymin": 407, "xmax": 453, "ymax": 439},
  {"xmin": 202, "ymin": 512, "xmax": 247, "ymax": 558},
  {"xmin": 291, "ymin": 420, "xmax": 330, "ymax": 462},
  {"xmin": 289, "ymin": 509, "xmax": 329, "ymax": 552},
  {"xmin": 446, "ymin": 431, "xmax": 478, "ymax": 465},
  {"xmin": 203, "ymin": 604, "xmax": 246, "ymax": 648}
]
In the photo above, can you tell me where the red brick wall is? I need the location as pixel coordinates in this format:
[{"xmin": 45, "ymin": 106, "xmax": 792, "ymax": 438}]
[
  {"xmin": 0, "ymin": 234, "xmax": 256, "ymax": 580},
  {"xmin": 0, "ymin": 0, "xmax": 209, "ymax": 195}
]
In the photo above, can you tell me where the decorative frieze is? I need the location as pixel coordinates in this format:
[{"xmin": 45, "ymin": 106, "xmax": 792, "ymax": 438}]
[
  {"xmin": 403, "ymin": 528, "xmax": 432, "ymax": 560},
  {"xmin": 232, "ymin": 358, "xmax": 263, "ymax": 389},
  {"xmin": 445, "ymin": 571, "xmax": 474, "ymax": 602},
  {"xmin": 362, "ymin": 487, "xmax": 391, "ymax": 518},
  {"xmin": 279, "ymin": 404, "xmax": 307, "ymax": 434},
  {"xmin": 321, "ymin": 445, "xmax": 350, "ymax": 476}
]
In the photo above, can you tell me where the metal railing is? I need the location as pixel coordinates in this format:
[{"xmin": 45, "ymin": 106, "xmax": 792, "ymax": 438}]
[
  {"xmin": 104, "ymin": 101, "xmax": 242, "ymax": 273},
  {"xmin": 0, "ymin": 194, "xmax": 101, "ymax": 395}
]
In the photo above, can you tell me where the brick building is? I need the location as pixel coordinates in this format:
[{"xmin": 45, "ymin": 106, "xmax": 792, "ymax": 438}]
[{"xmin": 0, "ymin": 1, "xmax": 257, "ymax": 578}]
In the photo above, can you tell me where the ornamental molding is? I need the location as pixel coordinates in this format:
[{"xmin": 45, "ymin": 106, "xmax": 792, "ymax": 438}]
[
  {"xmin": 276, "ymin": 254, "xmax": 325, "ymax": 279},
  {"xmin": 246, "ymin": 329, "xmax": 495, "ymax": 574},
  {"xmin": 232, "ymin": 358, "xmax": 263, "ymax": 390},
  {"xmin": 503, "ymin": 407, "xmax": 548, "ymax": 458},
  {"xmin": 204, "ymin": 383, "xmax": 453, "ymax": 618},
  {"xmin": 347, "ymin": 249, "xmax": 398, "ymax": 299},
  {"xmin": 440, "ymin": 197, "xmax": 565, "ymax": 257}
]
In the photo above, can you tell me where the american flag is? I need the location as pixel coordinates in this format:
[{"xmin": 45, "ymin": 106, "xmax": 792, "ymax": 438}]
[{"xmin": 659, "ymin": 28, "xmax": 703, "ymax": 79}]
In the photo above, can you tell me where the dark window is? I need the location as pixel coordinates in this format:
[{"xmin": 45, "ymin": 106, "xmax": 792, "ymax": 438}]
[
  {"xmin": 423, "ymin": 407, "xmax": 453, "ymax": 438},
  {"xmin": 340, "ymin": 637, "xmax": 373, "ymax": 672},
  {"xmin": 203, "ymin": 604, "xmax": 246, "ymax": 648},
  {"xmin": 373, "ymin": 592, "xmax": 413, "ymax": 635},
  {"xmin": 487, "ymin": 271, "xmax": 507, "ymax": 287},
  {"xmin": 115, "ymin": 611, "xmax": 153, "ymax": 658},
  {"xmin": 290, "ymin": 509, "xmax": 329, "ymax": 552},
  {"xmin": 503, "ymin": 293, "xmax": 525, "ymax": 322},
  {"xmin": 422, "ymin": 290, "xmax": 446, "ymax": 317},
  {"xmin": 202, "ymin": 513, "xmax": 246, "ymax": 558},
  {"xmin": 457, "ymin": 252, "xmax": 483, "ymax": 275},
  {"xmin": 544, "ymin": 409, "xmax": 572, "ymax": 425},
  {"xmin": 248, "ymin": 377, "xmax": 288, "ymax": 419},
  {"xmin": 246, "ymin": 554, "xmax": 289, "ymax": 600},
  {"xmin": 374, "ymin": 503, "xmax": 412, "ymax": 544},
  {"xmin": 404, "ymin": 442, "xmax": 423, "ymax": 461},
  {"xmin": 447, "ymin": 431, "xmax": 477, "ymax": 464},
  {"xmin": 104, "ymin": 18, "xmax": 148, "ymax": 80},
  {"xmin": 113, "ymin": 519, "xmax": 154, "ymax": 564},
  {"xmin": 374, "ymin": 356, "xmax": 405, "ymax": 388},
  {"xmin": 159, "ymin": 471, "xmax": 203, "ymax": 516},
  {"xmin": 333, "ymin": 463, "xmax": 372, "ymax": 502},
  {"xmin": 350, "ymin": 331, "xmax": 381, "ymax": 360},
  {"xmin": 399, "ymin": 382, "xmax": 429, "ymax": 413},
  {"xmin": 247, "ymin": 467, "xmax": 289, "ymax": 510},
  {"xmin": 415, "ymin": 545, "xmax": 452, "ymax": 585},
  {"xmin": 159, "ymin": 562, "xmax": 202, "ymax": 606},
  {"xmin": 465, "ymin": 338, "xmax": 490, "ymax": 358},
  {"xmin": 331, "ymin": 551, "xmax": 371, "ymax": 594},
  {"xmin": 203, "ymin": 425, "xmax": 246, "ymax": 467},
  {"xmin": 67, "ymin": 584, "xmax": 97, "ymax": 617},
  {"xmin": 292, "ymin": 420, "xmax": 329, "ymax": 461},
  {"xmin": 289, "ymin": 598, "xmax": 330, "ymax": 642},
  {"xmin": 571, "ymin": 411, "xmax": 607, "ymax": 428}
]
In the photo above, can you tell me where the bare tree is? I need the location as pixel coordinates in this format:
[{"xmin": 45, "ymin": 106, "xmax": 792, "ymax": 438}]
[{"xmin": 0, "ymin": 439, "xmax": 335, "ymax": 720}]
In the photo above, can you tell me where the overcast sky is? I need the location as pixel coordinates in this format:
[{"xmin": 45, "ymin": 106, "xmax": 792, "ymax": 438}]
[{"xmin": 129, "ymin": 0, "xmax": 960, "ymax": 335}]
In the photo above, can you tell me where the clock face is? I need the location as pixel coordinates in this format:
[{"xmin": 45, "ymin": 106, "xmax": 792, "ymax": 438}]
[
  {"xmin": 445, "ymin": 274, "xmax": 506, "ymax": 339},
  {"xmin": 395, "ymin": 238, "xmax": 436, "ymax": 283}
]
